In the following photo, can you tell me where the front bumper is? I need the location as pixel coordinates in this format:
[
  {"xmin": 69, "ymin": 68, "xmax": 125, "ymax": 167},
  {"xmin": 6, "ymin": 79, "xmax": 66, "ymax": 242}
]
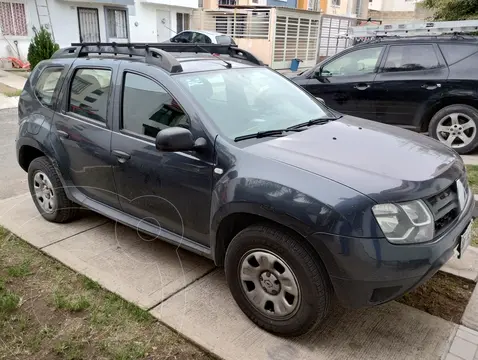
[{"xmin": 307, "ymin": 189, "xmax": 475, "ymax": 308}]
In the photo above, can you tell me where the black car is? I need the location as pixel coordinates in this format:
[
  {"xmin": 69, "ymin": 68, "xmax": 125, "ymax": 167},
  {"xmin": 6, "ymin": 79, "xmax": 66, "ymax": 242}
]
[
  {"xmin": 16, "ymin": 42, "xmax": 474, "ymax": 337},
  {"xmin": 292, "ymin": 37, "xmax": 478, "ymax": 154}
]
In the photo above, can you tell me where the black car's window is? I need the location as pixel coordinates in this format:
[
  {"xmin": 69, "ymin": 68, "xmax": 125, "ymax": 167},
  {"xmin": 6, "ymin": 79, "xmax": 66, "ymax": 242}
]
[
  {"xmin": 383, "ymin": 45, "xmax": 439, "ymax": 72},
  {"xmin": 174, "ymin": 31, "xmax": 193, "ymax": 43},
  {"xmin": 122, "ymin": 72, "xmax": 189, "ymax": 139},
  {"xmin": 69, "ymin": 68, "xmax": 111, "ymax": 123},
  {"xmin": 439, "ymin": 44, "xmax": 478, "ymax": 66},
  {"xmin": 321, "ymin": 46, "xmax": 384, "ymax": 77},
  {"xmin": 34, "ymin": 67, "xmax": 63, "ymax": 108},
  {"xmin": 193, "ymin": 33, "xmax": 211, "ymax": 43}
]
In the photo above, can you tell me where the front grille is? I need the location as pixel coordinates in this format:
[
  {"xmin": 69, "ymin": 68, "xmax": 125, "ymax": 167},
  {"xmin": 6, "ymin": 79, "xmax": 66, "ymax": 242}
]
[{"xmin": 424, "ymin": 180, "xmax": 464, "ymax": 235}]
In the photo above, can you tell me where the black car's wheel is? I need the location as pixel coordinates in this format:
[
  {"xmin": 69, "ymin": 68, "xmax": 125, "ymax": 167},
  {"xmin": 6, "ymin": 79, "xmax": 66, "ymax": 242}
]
[
  {"xmin": 429, "ymin": 104, "xmax": 478, "ymax": 154},
  {"xmin": 225, "ymin": 224, "xmax": 332, "ymax": 337},
  {"xmin": 28, "ymin": 156, "xmax": 78, "ymax": 223}
]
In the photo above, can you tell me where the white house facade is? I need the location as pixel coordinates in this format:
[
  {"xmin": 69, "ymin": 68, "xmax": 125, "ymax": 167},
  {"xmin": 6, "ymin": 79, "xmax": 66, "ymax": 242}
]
[{"xmin": 0, "ymin": 0, "xmax": 199, "ymax": 61}]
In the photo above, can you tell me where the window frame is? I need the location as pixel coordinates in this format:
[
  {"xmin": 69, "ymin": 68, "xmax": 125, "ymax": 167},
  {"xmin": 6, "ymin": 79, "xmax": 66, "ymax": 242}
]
[
  {"xmin": 120, "ymin": 70, "xmax": 191, "ymax": 143},
  {"xmin": 66, "ymin": 66, "xmax": 114, "ymax": 127},
  {"xmin": 0, "ymin": 1, "xmax": 28, "ymax": 37},
  {"xmin": 34, "ymin": 66, "xmax": 65, "ymax": 110},
  {"xmin": 176, "ymin": 12, "xmax": 191, "ymax": 34},
  {"xmin": 104, "ymin": 6, "xmax": 129, "ymax": 40},
  {"xmin": 319, "ymin": 45, "xmax": 385, "ymax": 77},
  {"xmin": 379, "ymin": 43, "xmax": 445, "ymax": 74}
]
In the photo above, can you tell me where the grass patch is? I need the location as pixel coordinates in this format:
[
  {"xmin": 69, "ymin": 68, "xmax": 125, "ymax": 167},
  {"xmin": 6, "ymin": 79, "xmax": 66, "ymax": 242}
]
[
  {"xmin": 0, "ymin": 83, "xmax": 21, "ymax": 97},
  {"xmin": 466, "ymin": 165, "xmax": 478, "ymax": 196},
  {"xmin": 53, "ymin": 291, "xmax": 91, "ymax": 312},
  {"xmin": 0, "ymin": 227, "xmax": 215, "ymax": 360},
  {"xmin": 7, "ymin": 259, "xmax": 32, "ymax": 277},
  {"xmin": 0, "ymin": 290, "xmax": 20, "ymax": 314},
  {"xmin": 398, "ymin": 271, "xmax": 475, "ymax": 323}
]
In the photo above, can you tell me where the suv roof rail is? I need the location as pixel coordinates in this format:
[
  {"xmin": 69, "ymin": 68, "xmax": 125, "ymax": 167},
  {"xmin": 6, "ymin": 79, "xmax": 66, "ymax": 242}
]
[
  {"xmin": 51, "ymin": 42, "xmax": 263, "ymax": 73},
  {"xmin": 339, "ymin": 20, "xmax": 478, "ymax": 40}
]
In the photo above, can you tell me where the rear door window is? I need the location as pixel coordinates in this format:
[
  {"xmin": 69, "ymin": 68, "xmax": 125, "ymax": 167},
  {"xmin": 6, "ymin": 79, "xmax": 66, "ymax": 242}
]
[
  {"xmin": 34, "ymin": 67, "xmax": 63, "ymax": 108},
  {"xmin": 439, "ymin": 44, "xmax": 478, "ymax": 65},
  {"xmin": 68, "ymin": 68, "xmax": 112, "ymax": 123},
  {"xmin": 382, "ymin": 45, "xmax": 439, "ymax": 72}
]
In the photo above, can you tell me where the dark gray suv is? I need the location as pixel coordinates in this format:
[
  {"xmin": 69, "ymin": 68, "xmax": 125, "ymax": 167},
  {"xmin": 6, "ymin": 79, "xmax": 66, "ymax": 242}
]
[{"xmin": 16, "ymin": 43, "xmax": 475, "ymax": 337}]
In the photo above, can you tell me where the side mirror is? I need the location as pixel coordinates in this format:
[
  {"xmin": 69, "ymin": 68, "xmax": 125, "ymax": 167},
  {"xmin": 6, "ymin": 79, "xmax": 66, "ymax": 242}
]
[
  {"xmin": 315, "ymin": 97, "xmax": 325, "ymax": 105},
  {"xmin": 156, "ymin": 127, "xmax": 204, "ymax": 152}
]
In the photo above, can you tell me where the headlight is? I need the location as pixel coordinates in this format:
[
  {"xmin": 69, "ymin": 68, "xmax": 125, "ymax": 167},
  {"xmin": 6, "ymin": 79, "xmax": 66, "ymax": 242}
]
[{"xmin": 372, "ymin": 200, "xmax": 434, "ymax": 244}]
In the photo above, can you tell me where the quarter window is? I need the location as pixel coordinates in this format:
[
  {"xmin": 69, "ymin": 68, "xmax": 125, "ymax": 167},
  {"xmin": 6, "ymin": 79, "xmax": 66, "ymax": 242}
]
[
  {"xmin": 383, "ymin": 45, "xmax": 439, "ymax": 72},
  {"xmin": 69, "ymin": 68, "xmax": 112, "ymax": 123},
  {"xmin": 122, "ymin": 73, "xmax": 189, "ymax": 139},
  {"xmin": 321, "ymin": 46, "xmax": 383, "ymax": 77},
  {"xmin": 35, "ymin": 67, "xmax": 63, "ymax": 108}
]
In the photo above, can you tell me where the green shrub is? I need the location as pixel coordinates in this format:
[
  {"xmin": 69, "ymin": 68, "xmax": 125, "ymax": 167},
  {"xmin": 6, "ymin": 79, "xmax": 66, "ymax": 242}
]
[{"xmin": 27, "ymin": 26, "xmax": 60, "ymax": 71}]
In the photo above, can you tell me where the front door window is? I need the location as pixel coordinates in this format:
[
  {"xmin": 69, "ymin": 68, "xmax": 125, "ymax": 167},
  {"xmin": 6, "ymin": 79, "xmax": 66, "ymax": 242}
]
[{"xmin": 321, "ymin": 47, "xmax": 384, "ymax": 77}]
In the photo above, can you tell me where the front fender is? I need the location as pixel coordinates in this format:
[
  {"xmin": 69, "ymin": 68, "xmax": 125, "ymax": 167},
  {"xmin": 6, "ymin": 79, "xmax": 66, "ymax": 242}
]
[{"xmin": 209, "ymin": 174, "xmax": 378, "ymax": 264}]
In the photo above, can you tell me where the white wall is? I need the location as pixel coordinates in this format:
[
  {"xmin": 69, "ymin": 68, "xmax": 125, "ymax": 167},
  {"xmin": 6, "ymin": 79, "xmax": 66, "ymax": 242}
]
[
  {"xmin": 129, "ymin": 3, "xmax": 194, "ymax": 42},
  {"xmin": 369, "ymin": 0, "xmax": 419, "ymax": 12}
]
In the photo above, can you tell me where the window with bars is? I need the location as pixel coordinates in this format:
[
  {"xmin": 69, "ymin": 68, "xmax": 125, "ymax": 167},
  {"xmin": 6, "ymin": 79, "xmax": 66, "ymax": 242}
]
[
  {"xmin": 176, "ymin": 13, "xmax": 190, "ymax": 34},
  {"xmin": 0, "ymin": 1, "xmax": 27, "ymax": 36},
  {"xmin": 106, "ymin": 8, "xmax": 128, "ymax": 39},
  {"xmin": 331, "ymin": 0, "xmax": 341, "ymax": 6}
]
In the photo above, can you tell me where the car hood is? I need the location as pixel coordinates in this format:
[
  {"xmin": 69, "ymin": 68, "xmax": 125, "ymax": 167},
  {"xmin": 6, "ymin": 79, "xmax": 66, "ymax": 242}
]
[{"xmin": 245, "ymin": 116, "xmax": 464, "ymax": 203}]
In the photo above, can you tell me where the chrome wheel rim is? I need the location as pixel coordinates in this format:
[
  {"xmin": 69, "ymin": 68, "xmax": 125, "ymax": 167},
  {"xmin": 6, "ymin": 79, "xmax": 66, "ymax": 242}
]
[
  {"xmin": 436, "ymin": 113, "xmax": 477, "ymax": 149},
  {"xmin": 239, "ymin": 249, "xmax": 300, "ymax": 319},
  {"xmin": 33, "ymin": 171, "xmax": 56, "ymax": 214}
]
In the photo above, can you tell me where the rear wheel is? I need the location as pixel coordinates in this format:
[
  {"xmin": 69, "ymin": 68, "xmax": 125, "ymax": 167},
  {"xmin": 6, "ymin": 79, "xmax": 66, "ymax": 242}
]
[
  {"xmin": 225, "ymin": 224, "xmax": 332, "ymax": 337},
  {"xmin": 28, "ymin": 156, "xmax": 78, "ymax": 223},
  {"xmin": 429, "ymin": 104, "xmax": 478, "ymax": 154}
]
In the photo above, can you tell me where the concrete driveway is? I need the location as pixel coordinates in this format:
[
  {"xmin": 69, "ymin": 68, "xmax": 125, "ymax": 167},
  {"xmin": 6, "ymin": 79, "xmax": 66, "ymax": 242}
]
[{"xmin": 0, "ymin": 108, "xmax": 461, "ymax": 360}]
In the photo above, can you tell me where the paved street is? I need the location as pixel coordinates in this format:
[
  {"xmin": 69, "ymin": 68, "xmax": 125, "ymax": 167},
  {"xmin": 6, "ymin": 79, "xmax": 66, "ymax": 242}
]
[
  {"xmin": 0, "ymin": 106, "xmax": 468, "ymax": 360},
  {"xmin": 0, "ymin": 108, "xmax": 29, "ymax": 200}
]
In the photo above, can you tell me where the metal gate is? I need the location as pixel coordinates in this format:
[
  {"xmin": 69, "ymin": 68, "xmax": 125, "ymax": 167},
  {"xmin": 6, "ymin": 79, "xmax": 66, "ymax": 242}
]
[
  {"xmin": 78, "ymin": 7, "xmax": 100, "ymax": 43},
  {"xmin": 317, "ymin": 14, "xmax": 355, "ymax": 62},
  {"xmin": 272, "ymin": 9, "xmax": 320, "ymax": 69}
]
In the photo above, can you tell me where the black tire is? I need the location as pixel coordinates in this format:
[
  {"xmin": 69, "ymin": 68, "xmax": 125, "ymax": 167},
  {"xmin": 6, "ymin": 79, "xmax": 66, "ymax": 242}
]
[
  {"xmin": 225, "ymin": 224, "xmax": 332, "ymax": 337},
  {"xmin": 28, "ymin": 156, "xmax": 78, "ymax": 223},
  {"xmin": 429, "ymin": 104, "xmax": 478, "ymax": 154}
]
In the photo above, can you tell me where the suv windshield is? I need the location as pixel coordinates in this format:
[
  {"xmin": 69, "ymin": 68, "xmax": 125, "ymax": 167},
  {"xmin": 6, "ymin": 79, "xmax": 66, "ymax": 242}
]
[{"xmin": 175, "ymin": 67, "xmax": 334, "ymax": 140}]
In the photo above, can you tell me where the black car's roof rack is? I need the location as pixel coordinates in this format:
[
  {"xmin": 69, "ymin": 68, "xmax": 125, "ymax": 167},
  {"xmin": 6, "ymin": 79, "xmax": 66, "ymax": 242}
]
[
  {"xmin": 51, "ymin": 42, "xmax": 263, "ymax": 73},
  {"xmin": 339, "ymin": 20, "xmax": 478, "ymax": 42}
]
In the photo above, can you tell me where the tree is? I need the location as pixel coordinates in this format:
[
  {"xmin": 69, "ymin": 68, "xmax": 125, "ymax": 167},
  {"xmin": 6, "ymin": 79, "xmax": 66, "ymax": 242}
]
[
  {"xmin": 421, "ymin": 0, "xmax": 478, "ymax": 21},
  {"xmin": 27, "ymin": 26, "xmax": 60, "ymax": 71}
]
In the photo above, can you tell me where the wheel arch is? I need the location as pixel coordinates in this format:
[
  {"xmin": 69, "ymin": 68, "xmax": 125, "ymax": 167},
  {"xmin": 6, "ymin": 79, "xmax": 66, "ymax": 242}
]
[
  {"xmin": 211, "ymin": 204, "xmax": 323, "ymax": 269},
  {"xmin": 17, "ymin": 138, "xmax": 48, "ymax": 172}
]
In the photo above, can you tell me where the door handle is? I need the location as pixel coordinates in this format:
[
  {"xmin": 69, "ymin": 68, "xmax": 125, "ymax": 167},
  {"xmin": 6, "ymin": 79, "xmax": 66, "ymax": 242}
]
[
  {"xmin": 353, "ymin": 84, "xmax": 370, "ymax": 90},
  {"xmin": 421, "ymin": 83, "xmax": 441, "ymax": 90},
  {"xmin": 112, "ymin": 150, "xmax": 131, "ymax": 164},
  {"xmin": 56, "ymin": 130, "xmax": 69, "ymax": 139}
]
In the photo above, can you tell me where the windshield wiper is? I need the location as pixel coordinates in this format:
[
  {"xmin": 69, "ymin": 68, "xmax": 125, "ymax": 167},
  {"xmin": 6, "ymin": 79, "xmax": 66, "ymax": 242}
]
[
  {"xmin": 287, "ymin": 116, "xmax": 342, "ymax": 130},
  {"xmin": 234, "ymin": 129, "xmax": 302, "ymax": 142}
]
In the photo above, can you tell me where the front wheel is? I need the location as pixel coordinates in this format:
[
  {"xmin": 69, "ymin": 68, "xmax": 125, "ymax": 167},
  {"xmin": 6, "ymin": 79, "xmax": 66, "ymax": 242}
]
[
  {"xmin": 429, "ymin": 104, "xmax": 478, "ymax": 154},
  {"xmin": 225, "ymin": 224, "xmax": 332, "ymax": 337}
]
